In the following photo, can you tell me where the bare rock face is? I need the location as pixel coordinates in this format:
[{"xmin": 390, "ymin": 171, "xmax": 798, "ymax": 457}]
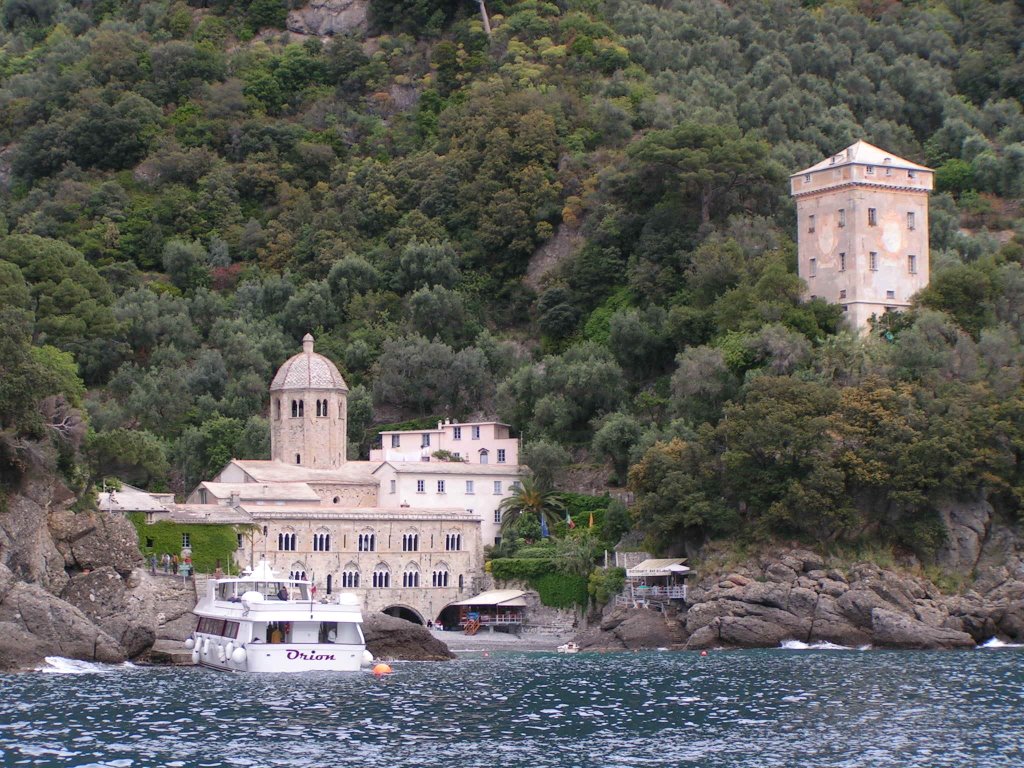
[
  {"xmin": 362, "ymin": 613, "xmax": 455, "ymax": 661},
  {"xmin": 0, "ymin": 564, "xmax": 125, "ymax": 671},
  {"xmin": 286, "ymin": 0, "xmax": 369, "ymax": 36},
  {"xmin": 870, "ymin": 607, "xmax": 975, "ymax": 649},
  {"xmin": 125, "ymin": 570, "xmax": 199, "ymax": 642},
  {"xmin": 60, "ymin": 566, "xmax": 155, "ymax": 658},
  {"xmin": 936, "ymin": 499, "xmax": 992, "ymax": 570},
  {"xmin": 49, "ymin": 507, "xmax": 142, "ymax": 576},
  {"xmin": 585, "ymin": 606, "xmax": 679, "ymax": 651},
  {"xmin": 0, "ymin": 474, "xmax": 71, "ymax": 593}
]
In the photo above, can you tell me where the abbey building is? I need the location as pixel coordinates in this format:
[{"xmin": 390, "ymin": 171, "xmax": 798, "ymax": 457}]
[{"xmin": 133, "ymin": 334, "xmax": 526, "ymax": 626}]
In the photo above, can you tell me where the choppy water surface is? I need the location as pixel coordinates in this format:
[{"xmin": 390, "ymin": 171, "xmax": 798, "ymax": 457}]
[{"xmin": 2, "ymin": 647, "xmax": 1022, "ymax": 768}]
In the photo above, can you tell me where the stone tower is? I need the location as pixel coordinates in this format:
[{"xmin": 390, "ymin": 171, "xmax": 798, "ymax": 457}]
[
  {"xmin": 269, "ymin": 334, "xmax": 348, "ymax": 468},
  {"xmin": 790, "ymin": 140, "xmax": 933, "ymax": 331}
]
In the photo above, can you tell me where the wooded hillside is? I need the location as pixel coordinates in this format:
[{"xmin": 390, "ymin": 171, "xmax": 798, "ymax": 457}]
[{"xmin": 2, "ymin": 0, "xmax": 1023, "ymax": 557}]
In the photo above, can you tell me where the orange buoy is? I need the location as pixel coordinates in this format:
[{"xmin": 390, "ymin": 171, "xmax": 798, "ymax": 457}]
[{"xmin": 372, "ymin": 663, "xmax": 393, "ymax": 676}]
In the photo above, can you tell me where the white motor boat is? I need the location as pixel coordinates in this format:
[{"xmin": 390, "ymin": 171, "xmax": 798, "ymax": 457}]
[
  {"xmin": 557, "ymin": 642, "xmax": 579, "ymax": 654},
  {"xmin": 188, "ymin": 560, "xmax": 372, "ymax": 673}
]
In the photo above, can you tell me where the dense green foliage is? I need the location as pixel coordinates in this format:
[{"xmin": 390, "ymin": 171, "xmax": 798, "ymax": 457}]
[
  {"xmin": 2, "ymin": 0, "xmax": 1023, "ymax": 565},
  {"xmin": 127, "ymin": 514, "xmax": 240, "ymax": 573}
]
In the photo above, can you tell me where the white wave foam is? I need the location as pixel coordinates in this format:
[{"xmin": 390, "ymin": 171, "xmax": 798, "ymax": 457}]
[
  {"xmin": 779, "ymin": 640, "xmax": 860, "ymax": 651},
  {"xmin": 37, "ymin": 659, "xmax": 115, "ymax": 675},
  {"xmin": 979, "ymin": 637, "xmax": 1024, "ymax": 649}
]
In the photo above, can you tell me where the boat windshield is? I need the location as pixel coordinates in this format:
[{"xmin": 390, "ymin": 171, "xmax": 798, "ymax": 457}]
[{"xmin": 218, "ymin": 581, "xmax": 309, "ymax": 601}]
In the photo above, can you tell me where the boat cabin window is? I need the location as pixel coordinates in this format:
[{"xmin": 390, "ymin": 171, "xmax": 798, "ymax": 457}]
[
  {"xmin": 196, "ymin": 617, "xmax": 240, "ymax": 639},
  {"xmin": 319, "ymin": 621, "xmax": 361, "ymax": 645},
  {"xmin": 227, "ymin": 581, "xmax": 310, "ymax": 600}
]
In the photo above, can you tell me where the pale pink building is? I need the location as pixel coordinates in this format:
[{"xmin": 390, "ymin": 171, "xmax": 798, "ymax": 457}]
[
  {"xmin": 370, "ymin": 420, "xmax": 520, "ymax": 466},
  {"xmin": 791, "ymin": 140, "xmax": 933, "ymax": 331}
]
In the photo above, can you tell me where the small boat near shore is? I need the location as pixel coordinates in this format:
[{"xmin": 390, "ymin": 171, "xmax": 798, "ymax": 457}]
[
  {"xmin": 188, "ymin": 560, "xmax": 372, "ymax": 673},
  {"xmin": 557, "ymin": 642, "xmax": 579, "ymax": 654}
]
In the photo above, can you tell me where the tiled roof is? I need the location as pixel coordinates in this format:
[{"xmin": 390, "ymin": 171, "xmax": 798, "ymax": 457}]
[
  {"xmin": 373, "ymin": 462, "xmax": 524, "ymax": 476},
  {"xmin": 793, "ymin": 140, "xmax": 931, "ymax": 177},
  {"xmin": 231, "ymin": 460, "xmax": 380, "ymax": 484},
  {"xmin": 199, "ymin": 482, "xmax": 321, "ymax": 502},
  {"xmin": 269, "ymin": 335, "xmax": 348, "ymax": 392}
]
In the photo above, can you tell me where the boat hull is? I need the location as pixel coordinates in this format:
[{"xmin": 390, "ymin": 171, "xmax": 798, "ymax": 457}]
[{"xmin": 195, "ymin": 639, "xmax": 365, "ymax": 673}]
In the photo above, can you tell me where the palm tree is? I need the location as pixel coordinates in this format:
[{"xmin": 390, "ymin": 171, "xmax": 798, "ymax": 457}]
[{"xmin": 498, "ymin": 476, "xmax": 566, "ymax": 535}]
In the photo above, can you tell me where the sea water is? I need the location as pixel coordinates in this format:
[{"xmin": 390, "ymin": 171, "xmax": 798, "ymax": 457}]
[{"xmin": 1, "ymin": 647, "xmax": 1022, "ymax": 768}]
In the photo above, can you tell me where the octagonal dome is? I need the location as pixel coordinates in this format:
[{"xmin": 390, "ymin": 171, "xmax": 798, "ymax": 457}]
[{"xmin": 270, "ymin": 334, "xmax": 348, "ymax": 392}]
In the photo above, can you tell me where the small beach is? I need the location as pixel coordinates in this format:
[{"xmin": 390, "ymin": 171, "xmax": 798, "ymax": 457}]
[{"xmin": 430, "ymin": 628, "xmax": 572, "ymax": 652}]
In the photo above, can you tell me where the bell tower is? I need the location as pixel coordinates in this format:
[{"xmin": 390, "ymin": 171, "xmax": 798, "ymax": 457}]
[{"xmin": 269, "ymin": 334, "xmax": 348, "ymax": 468}]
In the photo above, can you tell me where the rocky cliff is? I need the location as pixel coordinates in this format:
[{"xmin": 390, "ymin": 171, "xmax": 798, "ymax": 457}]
[
  {"xmin": 0, "ymin": 471, "xmax": 194, "ymax": 671},
  {"xmin": 579, "ymin": 502, "xmax": 1024, "ymax": 652}
]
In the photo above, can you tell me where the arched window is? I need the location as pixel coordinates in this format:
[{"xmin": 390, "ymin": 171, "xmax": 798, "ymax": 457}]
[
  {"xmin": 315, "ymin": 400, "xmax": 321, "ymax": 417},
  {"xmin": 341, "ymin": 565, "xmax": 360, "ymax": 588},
  {"xmin": 403, "ymin": 568, "xmax": 420, "ymax": 588},
  {"xmin": 433, "ymin": 568, "xmax": 449, "ymax": 588},
  {"xmin": 358, "ymin": 533, "xmax": 376, "ymax": 552},
  {"xmin": 298, "ymin": 400, "xmax": 304, "ymax": 417},
  {"xmin": 291, "ymin": 400, "xmax": 298, "ymax": 418},
  {"xmin": 373, "ymin": 566, "xmax": 390, "ymax": 589},
  {"xmin": 275, "ymin": 399, "xmax": 281, "ymax": 420},
  {"xmin": 296, "ymin": 454, "xmax": 301, "ymax": 465},
  {"xmin": 326, "ymin": 574, "xmax": 333, "ymax": 594},
  {"xmin": 459, "ymin": 574, "xmax": 464, "ymax": 589}
]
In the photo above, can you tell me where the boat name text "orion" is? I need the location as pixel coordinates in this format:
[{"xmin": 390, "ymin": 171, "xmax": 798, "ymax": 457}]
[{"xmin": 286, "ymin": 650, "xmax": 336, "ymax": 661}]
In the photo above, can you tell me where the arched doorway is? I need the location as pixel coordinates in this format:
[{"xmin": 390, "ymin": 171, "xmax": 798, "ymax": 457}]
[{"xmin": 381, "ymin": 605, "xmax": 424, "ymax": 625}]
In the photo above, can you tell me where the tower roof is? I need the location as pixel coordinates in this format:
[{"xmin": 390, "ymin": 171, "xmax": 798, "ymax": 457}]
[
  {"xmin": 270, "ymin": 335, "xmax": 348, "ymax": 392},
  {"xmin": 792, "ymin": 140, "xmax": 931, "ymax": 178}
]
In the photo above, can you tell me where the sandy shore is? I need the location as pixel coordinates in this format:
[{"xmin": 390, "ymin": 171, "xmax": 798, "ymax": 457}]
[{"xmin": 430, "ymin": 628, "xmax": 572, "ymax": 652}]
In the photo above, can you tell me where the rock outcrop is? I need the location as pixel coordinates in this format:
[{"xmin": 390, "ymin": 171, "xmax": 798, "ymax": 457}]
[
  {"xmin": 286, "ymin": 0, "xmax": 368, "ymax": 36},
  {"xmin": 0, "ymin": 469, "xmax": 179, "ymax": 672},
  {"xmin": 580, "ymin": 534, "xmax": 1024, "ymax": 652},
  {"xmin": 362, "ymin": 613, "xmax": 455, "ymax": 661}
]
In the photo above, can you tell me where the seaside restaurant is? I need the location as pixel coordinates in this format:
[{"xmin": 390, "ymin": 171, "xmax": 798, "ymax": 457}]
[
  {"xmin": 441, "ymin": 589, "xmax": 527, "ymax": 634},
  {"xmin": 621, "ymin": 558, "xmax": 692, "ymax": 609}
]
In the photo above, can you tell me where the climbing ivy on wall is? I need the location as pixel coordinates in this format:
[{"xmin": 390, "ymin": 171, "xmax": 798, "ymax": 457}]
[{"xmin": 127, "ymin": 514, "xmax": 241, "ymax": 574}]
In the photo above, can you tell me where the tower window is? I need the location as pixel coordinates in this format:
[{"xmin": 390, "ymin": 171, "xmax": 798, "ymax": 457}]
[
  {"xmin": 868, "ymin": 208, "xmax": 877, "ymax": 226},
  {"xmin": 809, "ymin": 258, "xmax": 816, "ymax": 277},
  {"xmin": 907, "ymin": 212, "xmax": 916, "ymax": 230},
  {"xmin": 839, "ymin": 252, "xmax": 846, "ymax": 271},
  {"xmin": 296, "ymin": 454, "xmax": 301, "ymax": 464},
  {"xmin": 275, "ymin": 399, "xmax": 281, "ymax": 420},
  {"xmin": 298, "ymin": 400, "xmax": 304, "ymax": 417},
  {"xmin": 838, "ymin": 209, "xmax": 846, "ymax": 228},
  {"xmin": 908, "ymin": 254, "xmax": 917, "ymax": 274},
  {"xmin": 869, "ymin": 252, "xmax": 878, "ymax": 271},
  {"xmin": 291, "ymin": 400, "xmax": 298, "ymax": 418},
  {"xmin": 808, "ymin": 214, "xmax": 815, "ymax": 233}
]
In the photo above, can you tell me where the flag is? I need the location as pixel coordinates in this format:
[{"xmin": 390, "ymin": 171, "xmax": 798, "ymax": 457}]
[
  {"xmin": 540, "ymin": 516, "xmax": 550, "ymax": 538},
  {"xmin": 566, "ymin": 510, "xmax": 576, "ymax": 529},
  {"xmin": 588, "ymin": 511, "xmax": 594, "ymax": 528}
]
